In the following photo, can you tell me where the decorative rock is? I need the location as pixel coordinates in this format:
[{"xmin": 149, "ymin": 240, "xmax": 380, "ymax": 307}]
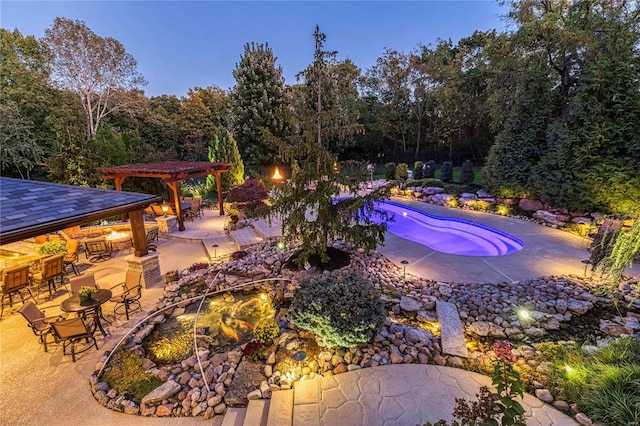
[
  {"xmin": 203, "ymin": 407, "xmax": 215, "ymax": 420},
  {"xmin": 535, "ymin": 388, "xmax": 554, "ymax": 403},
  {"xmin": 389, "ymin": 346, "xmax": 404, "ymax": 364},
  {"xmin": 141, "ymin": 380, "xmax": 181, "ymax": 405},
  {"xmin": 575, "ymin": 413, "xmax": 593, "ymax": 425},
  {"xmin": 213, "ymin": 402, "xmax": 226, "ymax": 414},
  {"xmin": 400, "ymin": 296, "xmax": 422, "ymax": 312},
  {"xmin": 156, "ymin": 404, "xmax": 173, "ymax": 417},
  {"xmin": 333, "ymin": 363, "xmax": 348, "ymax": 374},
  {"xmin": 567, "ymin": 299, "xmax": 593, "ymax": 315},
  {"xmin": 519, "ymin": 198, "xmax": 544, "ymax": 211},
  {"xmin": 469, "ymin": 321, "xmax": 491, "ymax": 337},
  {"xmin": 247, "ymin": 389, "xmax": 262, "ymax": 400},
  {"xmin": 264, "ymin": 365, "xmax": 273, "ymax": 377},
  {"xmin": 208, "ymin": 395, "xmax": 222, "ymax": 407},
  {"xmin": 552, "ymin": 400, "xmax": 570, "ymax": 412}
]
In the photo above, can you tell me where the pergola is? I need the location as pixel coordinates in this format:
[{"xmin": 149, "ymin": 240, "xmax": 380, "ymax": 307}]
[
  {"xmin": 97, "ymin": 161, "xmax": 231, "ymax": 231},
  {"xmin": 0, "ymin": 177, "xmax": 159, "ymax": 257}
]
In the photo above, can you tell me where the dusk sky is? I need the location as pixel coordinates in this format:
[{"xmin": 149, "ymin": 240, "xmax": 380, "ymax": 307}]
[{"xmin": 2, "ymin": 1, "xmax": 509, "ymax": 97}]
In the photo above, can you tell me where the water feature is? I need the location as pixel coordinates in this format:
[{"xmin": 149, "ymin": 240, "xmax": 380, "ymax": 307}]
[
  {"xmin": 143, "ymin": 291, "xmax": 275, "ymax": 365},
  {"xmin": 372, "ymin": 201, "xmax": 524, "ymax": 256}
]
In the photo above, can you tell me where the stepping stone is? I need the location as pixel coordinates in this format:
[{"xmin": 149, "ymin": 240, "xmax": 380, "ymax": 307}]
[
  {"xmin": 243, "ymin": 399, "xmax": 269, "ymax": 426},
  {"xmin": 293, "ymin": 379, "xmax": 320, "ymax": 426},
  {"xmin": 266, "ymin": 389, "xmax": 293, "ymax": 426},
  {"xmin": 221, "ymin": 407, "xmax": 246, "ymax": 426},
  {"xmin": 252, "ymin": 219, "xmax": 282, "ymax": 240},
  {"xmin": 436, "ymin": 300, "xmax": 469, "ymax": 358},
  {"xmin": 229, "ymin": 228, "xmax": 263, "ymax": 250}
]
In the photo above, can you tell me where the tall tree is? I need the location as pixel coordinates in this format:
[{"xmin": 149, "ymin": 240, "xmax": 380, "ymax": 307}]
[
  {"xmin": 0, "ymin": 100, "xmax": 44, "ymax": 179},
  {"xmin": 265, "ymin": 26, "xmax": 390, "ymax": 266},
  {"xmin": 177, "ymin": 88, "xmax": 216, "ymax": 161},
  {"xmin": 207, "ymin": 127, "xmax": 244, "ymax": 194},
  {"xmin": 230, "ymin": 43, "xmax": 286, "ymax": 166},
  {"xmin": 43, "ymin": 17, "xmax": 146, "ymax": 139}
]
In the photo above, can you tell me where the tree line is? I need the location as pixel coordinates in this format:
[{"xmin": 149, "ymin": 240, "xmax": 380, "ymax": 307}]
[{"xmin": 1, "ymin": 0, "xmax": 638, "ymax": 216}]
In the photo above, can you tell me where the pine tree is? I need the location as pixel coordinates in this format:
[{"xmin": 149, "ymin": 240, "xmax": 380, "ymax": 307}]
[
  {"xmin": 264, "ymin": 26, "xmax": 391, "ymax": 267},
  {"xmin": 207, "ymin": 128, "xmax": 244, "ymax": 194},
  {"xmin": 230, "ymin": 43, "xmax": 285, "ymax": 166}
]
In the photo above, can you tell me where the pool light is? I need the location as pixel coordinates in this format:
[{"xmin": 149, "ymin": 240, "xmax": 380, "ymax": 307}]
[{"xmin": 402, "ymin": 211, "xmax": 407, "ymax": 217}]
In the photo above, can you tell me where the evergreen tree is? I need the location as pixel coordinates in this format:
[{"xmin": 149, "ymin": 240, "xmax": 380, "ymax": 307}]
[
  {"xmin": 460, "ymin": 160, "xmax": 475, "ymax": 185},
  {"xmin": 207, "ymin": 128, "xmax": 244, "ymax": 194},
  {"xmin": 265, "ymin": 26, "xmax": 391, "ymax": 266},
  {"xmin": 230, "ymin": 43, "xmax": 286, "ymax": 166}
]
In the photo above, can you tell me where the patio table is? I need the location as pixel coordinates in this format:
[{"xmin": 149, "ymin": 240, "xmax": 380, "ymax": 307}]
[{"xmin": 60, "ymin": 288, "xmax": 112, "ymax": 337}]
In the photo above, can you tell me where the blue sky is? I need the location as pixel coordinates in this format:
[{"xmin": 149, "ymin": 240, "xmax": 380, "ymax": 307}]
[{"xmin": 2, "ymin": 1, "xmax": 508, "ymax": 97}]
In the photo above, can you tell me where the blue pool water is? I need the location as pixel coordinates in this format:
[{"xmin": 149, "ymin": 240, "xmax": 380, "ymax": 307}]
[{"xmin": 373, "ymin": 201, "xmax": 524, "ymax": 256}]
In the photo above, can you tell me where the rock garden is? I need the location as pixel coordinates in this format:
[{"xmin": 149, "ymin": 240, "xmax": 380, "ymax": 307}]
[{"xmin": 90, "ymin": 241, "xmax": 640, "ymax": 425}]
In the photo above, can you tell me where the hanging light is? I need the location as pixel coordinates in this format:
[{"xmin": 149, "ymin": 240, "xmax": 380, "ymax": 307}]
[{"xmin": 272, "ymin": 167, "xmax": 283, "ymax": 180}]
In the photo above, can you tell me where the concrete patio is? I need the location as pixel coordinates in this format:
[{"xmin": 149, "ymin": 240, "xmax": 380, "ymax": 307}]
[{"xmin": 1, "ymin": 200, "xmax": 627, "ymax": 425}]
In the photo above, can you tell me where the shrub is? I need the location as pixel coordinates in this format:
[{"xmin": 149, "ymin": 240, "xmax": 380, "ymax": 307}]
[
  {"xmin": 101, "ymin": 349, "xmax": 164, "ymax": 403},
  {"xmin": 226, "ymin": 179, "xmax": 268, "ymax": 204},
  {"xmin": 252, "ymin": 317, "xmax": 280, "ymax": 345},
  {"xmin": 460, "ymin": 160, "xmax": 475, "ymax": 185},
  {"xmin": 396, "ymin": 163, "xmax": 409, "ymax": 181},
  {"xmin": 37, "ymin": 240, "xmax": 67, "ymax": 256},
  {"xmin": 422, "ymin": 178, "xmax": 443, "ymax": 188},
  {"xmin": 424, "ymin": 160, "xmax": 436, "ymax": 178},
  {"xmin": 384, "ymin": 162, "xmax": 396, "ymax": 181},
  {"xmin": 440, "ymin": 161, "xmax": 454, "ymax": 183},
  {"xmin": 288, "ymin": 272, "xmax": 384, "ymax": 348},
  {"xmin": 243, "ymin": 340, "xmax": 266, "ymax": 361},
  {"xmin": 413, "ymin": 161, "xmax": 424, "ymax": 180}
]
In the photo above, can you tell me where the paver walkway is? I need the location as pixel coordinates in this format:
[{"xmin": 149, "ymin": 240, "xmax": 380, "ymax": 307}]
[{"xmin": 316, "ymin": 365, "xmax": 575, "ymax": 425}]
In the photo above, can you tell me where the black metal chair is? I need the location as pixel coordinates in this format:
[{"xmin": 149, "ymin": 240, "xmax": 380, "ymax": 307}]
[
  {"xmin": 50, "ymin": 317, "xmax": 98, "ymax": 362},
  {"xmin": 145, "ymin": 227, "xmax": 159, "ymax": 251},
  {"xmin": 18, "ymin": 301, "xmax": 64, "ymax": 352},
  {"xmin": 84, "ymin": 237, "xmax": 112, "ymax": 262},
  {"xmin": 110, "ymin": 270, "xmax": 142, "ymax": 320}
]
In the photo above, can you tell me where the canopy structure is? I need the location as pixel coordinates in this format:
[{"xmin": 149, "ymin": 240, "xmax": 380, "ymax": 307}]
[
  {"xmin": 97, "ymin": 161, "xmax": 231, "ymax": 231},
  {"xmin": 0, "ymin": 177, "xmax": 159, "ymax": 256}
]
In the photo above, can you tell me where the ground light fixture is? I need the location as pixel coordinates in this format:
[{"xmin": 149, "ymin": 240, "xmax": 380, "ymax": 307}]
[
  {"xmin": 401, "ymin": 259, "xmax": 409, "ymax": 279},
  {"xmin": 581, "ymin": 259, "xmax": 592, "ymax": 277},
  {"xmin": 516, "ymin": 307, "xmax": 530, "ymax": 322},
  {"xmin": 211, "ymin": 243, "xmax": 219, "ymax": 258},
  {"xmin": 292, "ymin": 350, "xmax": 306, "ymax": 380},
  {"xmin": 277, "ymin": 241, "xmax": 285, "ymax": 250}
]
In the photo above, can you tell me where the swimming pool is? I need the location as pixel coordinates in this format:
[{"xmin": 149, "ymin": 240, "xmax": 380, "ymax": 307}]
[{"xmin": 372, "ymin": 201, "xmax": 524, "ymax": 256}]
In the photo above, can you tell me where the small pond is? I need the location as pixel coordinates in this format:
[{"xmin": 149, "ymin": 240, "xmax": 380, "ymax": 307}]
[{"xmin": 143, "ymin": 291, "xmax": 275, "ymax": 365}]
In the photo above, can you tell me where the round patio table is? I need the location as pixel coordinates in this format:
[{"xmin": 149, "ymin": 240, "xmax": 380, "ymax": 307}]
[{"xmin": 60, "ymin": 288, "xmax": 112, "ymax": 337}]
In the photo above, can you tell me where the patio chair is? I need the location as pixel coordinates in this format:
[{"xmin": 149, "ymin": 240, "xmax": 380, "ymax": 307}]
[
  {"xmin": 32, "ymin": 254, "xmax": 65, "ymax": 300},
  {"xmin": 17, "ymin": 301, "xmax": 64, "ymax": 352},
  {"xmin": 186, "ymin": 198, "xmax": 202, "ymax": 220},
  {"xmin": 151, "ymin": 204, "xmax": 166, "ymax": 216},
  {"xmin": 84, "ymin": 237, "xmax": 112, "ymax": 262},
  {"xmin": 68, "ymin": 273, "xmax": 99, "ymax": 296},
  {"xmin": 145, "ymin": 227, "xmax": 159, "ymax": 251},
  {"xmin": 110, "ymin": 270, "xmax": 142, "ymax": 320},
  {"xmin": 63, "ymin": 238, "xmax": 81, "ymax": 276},
  {"xmin": 49, "ymin": 317, "xmax": 98, "ymax": 362},
  {"xmin": 1, "ymin": 263, "xmax": 36, "ymax": 318}
]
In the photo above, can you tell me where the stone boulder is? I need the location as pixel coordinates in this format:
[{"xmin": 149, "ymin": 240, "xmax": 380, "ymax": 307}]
[
  {"xmin": 533, "ymin": 210, "xmax": 567, "ymax": 227},
  {"xmin": 400, "ymin": 296, "xmax": 422, "ymax": 313},
  {"xmin": 423, "ymin": 187, "xmax": 445, "ymax": 195},
  {"xmin": 141, "ymin": 380, "xmax": 181, "ymax": 404},
  {"xmin": 519, "ymin": 198, "xmax": 544, "ymax": 211},
  {"xmin": 431, "ymin": 193, "xmax": 455, "ymax": 205},
  {"xmin": 476, "ymin": 190, "xmax": 493, "ymax": 198}
]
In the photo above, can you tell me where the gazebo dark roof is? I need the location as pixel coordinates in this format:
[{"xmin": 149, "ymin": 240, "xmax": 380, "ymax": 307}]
[
  {"xmin": 97, "ymin": 161, "xmax": 231, "ymax": 181},
  {"xmin": 0, "ymin": 177, "xmax": 159, "ymax": 245}
]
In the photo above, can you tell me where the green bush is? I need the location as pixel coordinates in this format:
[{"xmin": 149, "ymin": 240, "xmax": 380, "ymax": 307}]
[
  {"xmin": 252, "ymin": 317, "xmax": 280, "ymax": 345},
  {"xmin": 37, "ymin": 240, "xmax": 67, "ymax": 256},
  {"xmin": 384, "ymin": 162, "xmax": 396, "ymax": 181},
  {"xmin": 413, "ymin": 161, "xmax": 424, "ymax": 180},
  {"xmin": 422, "ymin": 178, "xmax": 443, "ymax": 188},
  {"xmin": 396, "ymin": 163, "xmax": 408, "ymax": 181},
  {"xmin": 101, "ymin": 349, "xmax": 164, "ymax": 403},
  {"xmin": 460, "ymin": 160, "xmax": 475, "ymax": 185},
  {"xmin": 440, "ymin": 161, "xmax": 454, "ymax": 183},
  {"xmin": 288, "ymin": 272, "xmax": 384, "ymax": 348},
  {"xmin": 424, "ymin": 161, "xmax": 436, "ymax": 178}
]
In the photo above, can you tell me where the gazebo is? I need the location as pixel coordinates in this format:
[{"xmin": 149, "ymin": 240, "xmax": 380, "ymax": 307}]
[{"xmin": 97, "ymin": 161, "xmax": 231, "ymax": 231}]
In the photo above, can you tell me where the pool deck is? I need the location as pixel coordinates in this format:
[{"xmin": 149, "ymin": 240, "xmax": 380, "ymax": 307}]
[{"xmin": 379, "ymin": 197, "xmax": 639, "ymax": 283}]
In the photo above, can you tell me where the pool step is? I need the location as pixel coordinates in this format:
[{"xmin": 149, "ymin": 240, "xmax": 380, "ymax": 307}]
[{"xmin": 437, "ymin": 300, "xmax": 469, "ymax": 358}]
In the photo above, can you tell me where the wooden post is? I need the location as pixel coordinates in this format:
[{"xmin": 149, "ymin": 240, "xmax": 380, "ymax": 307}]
[
  {"xmin": 215, "ymin": 171, "xmax": 225, "ymax": 215},
  {"xmin": 166, "ymin": 181, "xmax": 185, "ymax": 231},
  {"xmin": 130, "ymin": 209, "xmax": 149, "ymax": 257}
]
